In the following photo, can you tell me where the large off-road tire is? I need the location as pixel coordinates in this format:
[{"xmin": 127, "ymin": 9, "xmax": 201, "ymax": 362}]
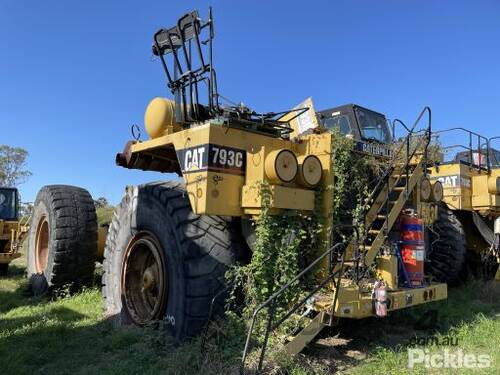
[
  {"xmin": 27, "ymin": 185, "xmax": 98, "ymax": 295},
  {"xmin": 426, "ymin": 204, "xmax": 466, "ymax": 285},
  {"xmin": 102, "ymin": 181, "xmax": 243, "ymax": 340}
]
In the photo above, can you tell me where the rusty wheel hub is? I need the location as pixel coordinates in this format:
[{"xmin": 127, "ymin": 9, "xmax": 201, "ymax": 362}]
[
  {"xmin": 35, "ymin": 216, "xmax": 49, "ymax": 273},
  {"xmin": 122, "ymin": 233, "xmax": 168, "ymax": 325}
]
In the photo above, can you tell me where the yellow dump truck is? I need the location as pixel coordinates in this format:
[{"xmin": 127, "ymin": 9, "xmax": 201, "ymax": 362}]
[
  {"xmin": 428, "ymin": 129, "xmax": 500, "ymax": 282},
  {"xmin": 22, "ymin": 9, "xmax": 499, "ymax": 371},
  {"xmin": 109, "ymin": 9, "xmax": 450, "ymax": 353}
]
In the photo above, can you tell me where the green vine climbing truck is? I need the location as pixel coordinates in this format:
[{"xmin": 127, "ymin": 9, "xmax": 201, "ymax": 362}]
[{"xmin": 23, "ymin": 8, "xmax": 499, "ymax": 371}]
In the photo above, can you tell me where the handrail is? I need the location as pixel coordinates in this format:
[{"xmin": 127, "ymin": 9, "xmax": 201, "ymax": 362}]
[
  {"xmin": 433, "ymin": 127, "xmax": 490, "ymax": 172},
  {"xmin": 433, "ymin": 127, "xmax": 488, "ymax": 142},
  {"xmin": 439, "ymin": 144, "xmax": 489, "ymax": 158},
  {"xmin": 358, "ymin": 107, "xmax": 431, "ymax": 270},
  {"xmin": 9, "ymin": 214, "xmax": 31, "ymax": 253},
  {"xmin": 330, "ymin": 223, "xmax": 361, "ymax": 281},
  {"xmin": 364, "ymin": 132, "xmax": 428, "ymax": 243},
  {"xmin": 392, "ymin": 118, "xmax": 411, "ymax": 138},
  {"xmin": 362, "ymin": 108, "xmax": 430, "ymax": 221},
  {"xmin": 364, "ymin": 107, "xmax": 431, "ymax": 214},
  {"xmin": 240, "ymin": 242, "xmax": 347, "ymax": 374},
  {"xmin": 18, "ymin": 214, "xmax": 31, "ymax": 228}
]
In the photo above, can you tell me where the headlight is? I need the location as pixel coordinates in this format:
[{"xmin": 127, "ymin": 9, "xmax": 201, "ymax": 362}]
[
  {"xmin": 431, "ymin": 180, "xmax": 444, "ymax": 202},
  {"xmin": 265, "ymin": 149, "xmax": 298, "ymax": 183},
  {"xmin": 420, "ymin": 177, "xmax": 432, "ymax": 202},
  {"xmin": 298, "ymin": 155, "xmax": 323, "ymax": 187}
]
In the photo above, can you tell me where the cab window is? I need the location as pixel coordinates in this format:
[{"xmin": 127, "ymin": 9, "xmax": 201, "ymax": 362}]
[
  {"xmin": 0, "ymin": 189, "xmax": 17, "ymax": 220},
  {"xmin": 323, "ymin": 115, "xmax": 352, "ymax": 135},
  {"xmin": 355, "ymin": 108, "xmax": 391, "ymax": 143}
]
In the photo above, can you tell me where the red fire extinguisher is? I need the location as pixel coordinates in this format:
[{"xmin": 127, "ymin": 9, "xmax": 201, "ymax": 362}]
[
  {"xmin": 373, "ymin": 281, "xmax": 388, "ymax": 317},
  {"xmin": 400, "ymin": 211, "xmax": 425, "ymax": 287}
]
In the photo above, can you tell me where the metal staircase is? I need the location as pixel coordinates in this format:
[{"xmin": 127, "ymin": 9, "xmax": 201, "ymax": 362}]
[
  {"xmin": 358, "ymin": 106, "xmax": 432, "ymax": 270},
  {"xmin": 360, "ymin": 157, "xmax": 426, "ymax": 268}
]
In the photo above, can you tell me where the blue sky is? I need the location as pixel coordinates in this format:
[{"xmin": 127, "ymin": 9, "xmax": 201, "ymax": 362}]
[{"xmin": 2, "ymin": 0, "xmax": 499, "ymax": 203}]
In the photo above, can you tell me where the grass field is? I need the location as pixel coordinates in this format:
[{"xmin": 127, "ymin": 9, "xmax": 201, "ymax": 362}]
[{"xmin": 1, "ymin": 254, "xmax": 499, "ymax": 374}]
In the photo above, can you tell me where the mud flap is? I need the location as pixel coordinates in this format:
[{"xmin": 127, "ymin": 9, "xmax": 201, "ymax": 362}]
[{"xmin": 472, "ymin": 212, "xmax": 494, "ymax": 246}]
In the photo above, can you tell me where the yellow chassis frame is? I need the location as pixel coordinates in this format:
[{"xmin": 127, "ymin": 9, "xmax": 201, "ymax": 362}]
[
  {"xmin": 0, "ymin": 217, "xmax": 29, "ymax": 265},
  {"xmin": 287, "ymin": 281, "xmax": 447, "ymax": 354}
]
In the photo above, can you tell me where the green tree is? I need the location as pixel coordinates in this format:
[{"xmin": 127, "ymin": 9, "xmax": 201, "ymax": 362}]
[
  {"xmin": 94, "ymin": 197, "xmax": 114, "ymax": 226},
  {"xmin": 0, "ymin": 145, "xmax": 32, "ymax": 187},
  {"xmin": 94, "ymin": 197, "xmax": 109, "ymax": 209}
]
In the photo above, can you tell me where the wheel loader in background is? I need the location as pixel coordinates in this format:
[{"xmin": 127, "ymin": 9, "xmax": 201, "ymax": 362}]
[
  {"xmin": 0, "ymin": 187, "xmax": 29, "ymax": 275},
  {"xmin": 20, "ymin": 8, "xmax": 499, "ymax": 371}
]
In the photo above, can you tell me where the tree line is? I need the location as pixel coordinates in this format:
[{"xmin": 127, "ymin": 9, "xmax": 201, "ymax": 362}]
[{"xmin": 1, "ymin": 145, "xmax": 111, "ymax": 217}]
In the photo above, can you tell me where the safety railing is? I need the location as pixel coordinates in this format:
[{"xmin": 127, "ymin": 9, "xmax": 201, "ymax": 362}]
[
  {"xmin": 364, "ymin": 107, "xmax": 432, "ymax": 216},
  {"xmin": 10, "ymin": 214, "xmax": 31, "ymax": 253},
  {"xmin": 240, "ymin": 241, "xmax": 348, "ymax": 374},
  {"xmin": 432, "ymin": 127, "xmax": 490, "ymax": 172}
]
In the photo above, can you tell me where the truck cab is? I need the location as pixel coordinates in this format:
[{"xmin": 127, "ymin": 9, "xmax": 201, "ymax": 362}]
[
  {"xmin": 317, "ymin": 104, "xmax": 393, "ymax": 157},
  {"xmin": 0, "ymin": 187, "xmax": 18, "ymax": 221}
]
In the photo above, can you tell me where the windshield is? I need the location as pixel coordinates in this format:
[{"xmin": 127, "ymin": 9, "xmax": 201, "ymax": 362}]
[
  {"xmin": 0, "ymin": 189, "xmax": 17, "ymax": 220},
  {"xmin": 355, "ymin": 108, "xmax": 391, "ymax": 143},
  {"xmin": 323, "ymin": 114, "xmax": 352, "ymax": 135}
]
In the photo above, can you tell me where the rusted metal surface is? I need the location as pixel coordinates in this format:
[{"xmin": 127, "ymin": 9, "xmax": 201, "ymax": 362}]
[
  {"xmin": 35, "ymin": 216, "xmax": 49, "ymax": 273},
  {"xmin": 116, "ymin": 140, "xmax": 180, "ymax": 174},
  {"xmin": 121, "ymin": 232, "xmax": 168, "ymax": 325}
]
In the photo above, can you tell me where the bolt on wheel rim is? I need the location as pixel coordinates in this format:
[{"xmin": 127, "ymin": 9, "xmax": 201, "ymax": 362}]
[
  {"xmin": 122, "ymin": 233, "xmax": 168, "ymax": 325},
  {"xmin": 35, "ymin": 216, "xmax": 49, "ymax": 273}
]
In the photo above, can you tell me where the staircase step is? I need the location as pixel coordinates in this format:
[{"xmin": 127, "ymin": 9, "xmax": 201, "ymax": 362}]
[
  {"xmin": 391, "ymin": 174, "xmax": 408, "ymax": 179},
  {"xmin": 368, "ymin": 229, "xmax": 381, "ymax": 235},
  {"xmin": 393, "ymin": 186, "xmax": 406, "ymax": 192},
  {"xmin": 376, "ymin": 214, "xmax": 387, "ymax": 220},
  {"xmin": 285, "ymin": 312, "xmax": 326, "ymax": 355},
  {"xmin": 342, "ymin": 261, "xmax": 356, "ymax": 267}
]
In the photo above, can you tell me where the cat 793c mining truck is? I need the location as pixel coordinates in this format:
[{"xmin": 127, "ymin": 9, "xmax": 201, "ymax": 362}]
[
  {"xmin": 23, "ymin": 8, "xmax": 499, "ymax": 370},
  {"xmin": 111, "ymin": 8, "xmax": 450, "ymax": 354}
]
